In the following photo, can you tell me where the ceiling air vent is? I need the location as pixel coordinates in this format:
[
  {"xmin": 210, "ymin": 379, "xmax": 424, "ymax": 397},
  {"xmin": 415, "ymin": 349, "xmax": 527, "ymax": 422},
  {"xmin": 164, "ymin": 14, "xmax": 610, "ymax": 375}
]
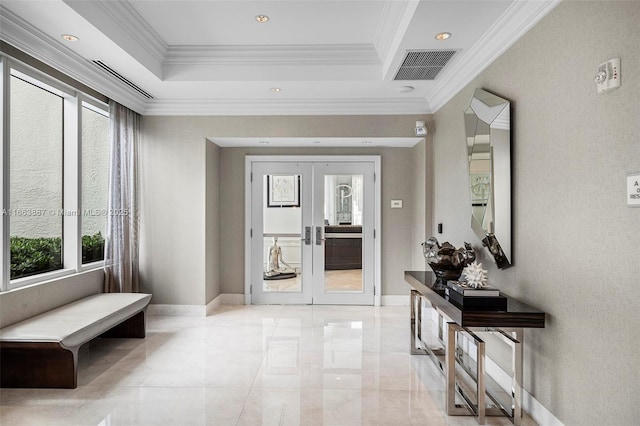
[
  {"xmin": 393, "ymin": 50, "xmax": 458, "ymax": 81},
  {"xmin": 92, "ymin": 60, "xmax": 154, "ymax": 99}
]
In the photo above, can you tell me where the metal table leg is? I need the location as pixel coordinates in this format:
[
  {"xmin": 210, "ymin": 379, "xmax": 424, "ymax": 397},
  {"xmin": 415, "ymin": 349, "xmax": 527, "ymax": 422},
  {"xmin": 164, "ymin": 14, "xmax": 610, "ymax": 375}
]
[{"xmin": 446, "ymin": 322, "xmax": 486, "ymax": 424}]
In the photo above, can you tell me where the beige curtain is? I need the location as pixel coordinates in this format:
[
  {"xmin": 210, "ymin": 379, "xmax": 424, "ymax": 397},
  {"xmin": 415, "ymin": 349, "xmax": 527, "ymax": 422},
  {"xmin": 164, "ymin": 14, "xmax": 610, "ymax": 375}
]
[{"xmin": 104, "ymin": 100, "xmax": 140, "ymax": 293}]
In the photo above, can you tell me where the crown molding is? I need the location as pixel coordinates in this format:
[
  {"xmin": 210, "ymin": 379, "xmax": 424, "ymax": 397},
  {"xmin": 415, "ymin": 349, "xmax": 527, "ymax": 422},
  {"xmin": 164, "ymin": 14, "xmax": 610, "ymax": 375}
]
[
  {"xmin": 0, "ymin": 5, "xmax": 146, "ymax": 114},
  {"xmin": 143, "ymin": 97, "xmax": 431, "ymax": 116},
  {"xmin": 380, "ymin": 0, "xmax": 420, "ymax": 80},
  {"xmin": 65, "ymin": 0, "xmax": 167, "ymax": 63},
  {"xmin": 426, "ymin": 0, "xmax": 562, "ymax": 113},
  {"xmin": 374, "ymin": 0, "xmax": 414, "ymax": 64},
  {"xmin": 164, "ymin": 44, "xmax": 380, "ymax": 66}
]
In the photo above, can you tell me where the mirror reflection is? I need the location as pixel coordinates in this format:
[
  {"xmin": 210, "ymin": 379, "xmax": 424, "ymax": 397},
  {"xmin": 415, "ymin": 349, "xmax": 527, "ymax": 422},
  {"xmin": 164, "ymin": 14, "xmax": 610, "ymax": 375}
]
[
  {"xmin": 324, "ymin": 175, "xmax": 364, "ymax": 293},
  {"xmin": 464, "ymin": 88, "xmax": 511, "ymax": 268}
]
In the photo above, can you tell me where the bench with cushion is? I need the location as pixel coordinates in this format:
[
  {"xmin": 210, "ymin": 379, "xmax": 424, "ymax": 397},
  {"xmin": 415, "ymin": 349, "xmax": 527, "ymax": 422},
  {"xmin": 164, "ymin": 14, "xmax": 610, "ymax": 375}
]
[{"xmin": 0, "ymin": 292, "xmax": 152, "ymax": 388}]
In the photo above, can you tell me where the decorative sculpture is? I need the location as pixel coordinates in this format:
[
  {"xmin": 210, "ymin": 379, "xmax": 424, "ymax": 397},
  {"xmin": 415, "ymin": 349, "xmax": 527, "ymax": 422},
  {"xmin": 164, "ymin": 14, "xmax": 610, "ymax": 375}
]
[
  {"xmin": 462, "ymin": 261, "xmax": 488, "ymax": 288},
  {"xmin": 264, "ymin": 237, "xmax": 297, "ymax": 280},
  {"xmin": 422, "ymin": 237, "xmax": 476, "ymax": 288}
]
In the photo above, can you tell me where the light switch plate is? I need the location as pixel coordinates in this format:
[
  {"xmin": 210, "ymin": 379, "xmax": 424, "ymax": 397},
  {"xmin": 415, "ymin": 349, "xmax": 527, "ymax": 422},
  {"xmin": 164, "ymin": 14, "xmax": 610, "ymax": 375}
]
[{"xmin": 391, "ymin": 200, "xmax": 403, "ymax": 208}]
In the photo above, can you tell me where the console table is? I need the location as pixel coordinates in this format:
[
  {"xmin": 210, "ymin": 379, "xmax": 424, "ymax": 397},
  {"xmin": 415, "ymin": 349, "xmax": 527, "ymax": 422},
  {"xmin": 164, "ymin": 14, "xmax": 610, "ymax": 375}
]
[{"xmin": 405, "ymin": 271, "xmax": 545, "ymax": 425}]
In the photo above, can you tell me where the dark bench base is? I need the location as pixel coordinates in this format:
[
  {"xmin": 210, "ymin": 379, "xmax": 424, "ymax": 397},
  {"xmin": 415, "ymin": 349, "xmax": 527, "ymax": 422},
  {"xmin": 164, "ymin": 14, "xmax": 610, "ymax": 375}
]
[{"xmin": 0, "ymin": 310, "xmax": 146, "ymax": 389}]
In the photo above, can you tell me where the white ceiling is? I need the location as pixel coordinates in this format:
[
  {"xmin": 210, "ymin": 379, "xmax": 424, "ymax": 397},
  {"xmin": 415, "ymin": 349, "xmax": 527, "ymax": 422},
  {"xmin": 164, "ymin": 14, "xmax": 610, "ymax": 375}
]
[{"xmin": 0, "ymin": 0, "xmax": 560, "ymax": 117}]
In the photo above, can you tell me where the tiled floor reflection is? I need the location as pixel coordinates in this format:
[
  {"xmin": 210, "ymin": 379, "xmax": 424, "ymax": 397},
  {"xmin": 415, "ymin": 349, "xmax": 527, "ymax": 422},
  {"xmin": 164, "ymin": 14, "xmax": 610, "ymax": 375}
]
[{"xmin": 0, "ymin": 305, "xmax": 538, "ymax": 425}]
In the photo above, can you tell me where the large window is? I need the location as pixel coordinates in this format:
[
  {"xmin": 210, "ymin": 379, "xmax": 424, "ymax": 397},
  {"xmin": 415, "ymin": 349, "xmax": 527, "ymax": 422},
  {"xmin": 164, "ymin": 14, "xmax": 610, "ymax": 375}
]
[
  {"xmin": 9, "ymin": 76, "xmax": 64, "ymax": 280},
  {"xmin": 1, "ymin": 59, "xmax": 109, "ymax": 290}
]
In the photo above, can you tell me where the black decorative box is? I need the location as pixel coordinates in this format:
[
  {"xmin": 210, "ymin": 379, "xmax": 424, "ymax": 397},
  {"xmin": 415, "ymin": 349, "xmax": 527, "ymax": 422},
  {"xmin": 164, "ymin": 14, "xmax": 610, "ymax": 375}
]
[{"xmin": 444, "ymin": 287, "xmax": 508, "ymax": 311}]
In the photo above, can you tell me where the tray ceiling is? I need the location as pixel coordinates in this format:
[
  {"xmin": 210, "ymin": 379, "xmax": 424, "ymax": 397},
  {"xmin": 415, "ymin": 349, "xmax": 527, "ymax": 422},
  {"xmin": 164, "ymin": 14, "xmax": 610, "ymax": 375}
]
[{"xmin": 0, "ymin": 0, "xmax": 560, "ymax": 115}]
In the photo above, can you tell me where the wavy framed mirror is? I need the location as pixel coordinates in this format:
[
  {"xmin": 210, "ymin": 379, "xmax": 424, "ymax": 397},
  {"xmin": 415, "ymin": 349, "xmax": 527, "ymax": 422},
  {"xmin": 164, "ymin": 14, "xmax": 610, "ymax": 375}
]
[{"xmin": 464, "ymin": 88, "xmax": 511, "ymax": 268}]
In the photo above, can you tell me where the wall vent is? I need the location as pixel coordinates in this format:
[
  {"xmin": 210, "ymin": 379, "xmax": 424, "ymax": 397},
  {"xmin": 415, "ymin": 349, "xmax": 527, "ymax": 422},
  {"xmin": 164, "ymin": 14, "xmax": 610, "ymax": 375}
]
[
  {"xmin": 92, "ymin": 60, "xmax": 154, "ymax": 99},
  {"xmin": 393, "ymin": 50, "xmax": 458, "ymax": 80}
]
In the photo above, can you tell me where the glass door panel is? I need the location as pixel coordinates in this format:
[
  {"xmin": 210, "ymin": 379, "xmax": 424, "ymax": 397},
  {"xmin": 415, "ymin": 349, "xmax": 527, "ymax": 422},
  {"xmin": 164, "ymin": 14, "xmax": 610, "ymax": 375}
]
[
  {"xmin": 323, "ymin": 174, "xmax": 364, "ymax": 294},
  {"xmin": 313, "ymin": 163, "xmax": 375, "ymax": 305},
  {"xmin": 252, "ymin": 163, "xmax": 312, "ymax": 304}
]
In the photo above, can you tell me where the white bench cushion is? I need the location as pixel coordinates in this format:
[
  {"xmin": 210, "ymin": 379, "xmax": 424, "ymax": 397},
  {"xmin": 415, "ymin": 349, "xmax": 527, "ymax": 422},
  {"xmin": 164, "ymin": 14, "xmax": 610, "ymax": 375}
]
[{"xmin": 0, "ymin": 293, "xmax": 152, "ymax": 349}]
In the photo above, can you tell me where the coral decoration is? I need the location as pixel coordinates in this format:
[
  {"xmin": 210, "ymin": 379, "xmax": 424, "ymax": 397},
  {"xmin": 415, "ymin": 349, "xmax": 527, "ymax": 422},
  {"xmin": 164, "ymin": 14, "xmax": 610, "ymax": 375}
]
[{"xmin": 462, "ymin": 261, "xmax": 488, "ymax": 288}]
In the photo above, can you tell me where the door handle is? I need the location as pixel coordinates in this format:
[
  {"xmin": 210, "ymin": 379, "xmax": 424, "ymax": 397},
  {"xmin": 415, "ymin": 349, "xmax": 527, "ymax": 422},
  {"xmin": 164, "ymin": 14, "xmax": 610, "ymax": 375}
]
[
  {"xmin": 302, "ymin": 226, "xmax": 312, "ymax": 245},
  {"xmin": 315, "ymin": 226, "xmax": 325, "ymax": 245}
]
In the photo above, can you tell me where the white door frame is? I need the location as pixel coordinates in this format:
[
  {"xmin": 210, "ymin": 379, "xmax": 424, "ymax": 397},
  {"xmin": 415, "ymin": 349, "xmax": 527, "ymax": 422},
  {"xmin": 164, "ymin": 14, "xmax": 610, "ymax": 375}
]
[{"xmin": 244, "ymin": 155, "xmax": 382, "ymax": 306}]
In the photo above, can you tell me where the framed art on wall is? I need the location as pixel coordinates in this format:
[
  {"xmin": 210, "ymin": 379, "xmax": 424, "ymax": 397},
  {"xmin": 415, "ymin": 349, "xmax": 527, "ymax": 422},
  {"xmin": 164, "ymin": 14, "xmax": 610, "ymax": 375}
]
[{"xmin": 267, "ymin": 175, "xmax": 300, "ymax": 207}]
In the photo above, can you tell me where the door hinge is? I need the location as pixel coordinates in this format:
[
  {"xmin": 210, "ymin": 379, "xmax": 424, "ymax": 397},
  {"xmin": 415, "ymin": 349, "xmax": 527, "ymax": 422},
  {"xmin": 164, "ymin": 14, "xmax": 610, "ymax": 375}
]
[
  {"xmin": 250, "ymin": 228, "xmax": 253, "ymax": 238},
  {"xmin": 374, "ymin": 172, "xmax": 376, "ymax": 183},
  {"xmin": 250, "ymin": 172, "xmax": 253, "ymax": 182},
  {"xmin": 250, "ymin": 285, "xmax": 253, "ymax": 294},
  {"xmin": 373, "ymin": 229, "xmax": 376, "ymax": 239},
  {"xmin": 374, "ymin": 287, "xmax": 376, "ymax": 296}
]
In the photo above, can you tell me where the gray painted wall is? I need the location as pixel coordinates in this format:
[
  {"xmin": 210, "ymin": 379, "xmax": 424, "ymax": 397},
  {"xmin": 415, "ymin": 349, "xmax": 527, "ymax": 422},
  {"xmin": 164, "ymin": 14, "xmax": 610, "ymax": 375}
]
[
  {"xmin": 431, "ymin": 2, "xmax": 640, "ymax": 424},
  {"xmin": 139, "ymin": 117, "xmax": 206, "ymax": 305},
  {"xmin": 140, "ymin": 115, "xmax": 430, "ymax": 305}
]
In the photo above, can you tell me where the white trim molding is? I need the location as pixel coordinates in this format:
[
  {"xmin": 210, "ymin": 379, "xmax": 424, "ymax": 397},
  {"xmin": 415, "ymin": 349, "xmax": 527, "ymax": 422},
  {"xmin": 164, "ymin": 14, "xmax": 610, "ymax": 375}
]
[
  {"xmin": 485, "ymin": 352, "xmax": 564, "ymax": 425},
  {"xmin": 147, "ymin": 304, "xmax": 206, "ymax": 317},
  {"xmin": 219, "ymin": 293, "xmax": 245, "ymax": 306},
  {"xmin": 143, "ymin": 97, "xmax": 430, "ymax": 116},
  {"xmin": 381, "ymin": 295, "xmax": 410, "ymax": 306},
  {"xmin": 1, "ymin": 1, "xmax": 561, "ymax": 117},
  {"xmin": 0, "ymin": 6, "xmax": 146, "ymax": 113},
  {"xmin": 427, "ymin": 0, "xmax": 562, "ymax": 112},
  {"xmin": 165, "ymin": 44, "xmax": 380, "ymax": 66},
  {"xmin": 149, "ymin": 294, "xmax": 245, "ymax": 317}
]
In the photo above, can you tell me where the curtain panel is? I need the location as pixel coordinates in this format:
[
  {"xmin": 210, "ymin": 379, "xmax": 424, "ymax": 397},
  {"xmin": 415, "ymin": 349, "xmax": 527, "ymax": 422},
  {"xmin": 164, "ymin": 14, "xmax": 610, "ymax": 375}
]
[{"xmin": 104, "ymin": 100, "xmax": 140, "ymax": 293}]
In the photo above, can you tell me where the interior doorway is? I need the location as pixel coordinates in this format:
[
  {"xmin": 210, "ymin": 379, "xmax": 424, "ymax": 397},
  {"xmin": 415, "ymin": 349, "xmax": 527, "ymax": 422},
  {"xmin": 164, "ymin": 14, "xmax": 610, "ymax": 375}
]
[{"xmin": 245, "ymin": 156, "xmax": 380, "ymax": 305}]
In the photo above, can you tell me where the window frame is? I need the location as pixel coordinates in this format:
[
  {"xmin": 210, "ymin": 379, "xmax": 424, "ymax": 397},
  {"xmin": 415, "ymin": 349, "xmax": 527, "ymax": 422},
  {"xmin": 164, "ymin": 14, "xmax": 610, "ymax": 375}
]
[
  {"xmin": 0, "ymin": 55, "xmax": 109, "ymax": 292},
  {"xmin": 79, "ymin": 99, "xmax": 109, "ymax": 271}
]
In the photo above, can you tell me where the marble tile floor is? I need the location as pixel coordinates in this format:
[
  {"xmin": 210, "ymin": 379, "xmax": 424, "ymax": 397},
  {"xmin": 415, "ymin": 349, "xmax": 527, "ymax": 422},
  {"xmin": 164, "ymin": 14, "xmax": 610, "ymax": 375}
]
[
  {"xmin": 0, "ymin": 305, "xmax": 538, "ymax": 426},
  {"xmin": 263, "ymin": 269, "xmax": 363, "ymax": 293}
]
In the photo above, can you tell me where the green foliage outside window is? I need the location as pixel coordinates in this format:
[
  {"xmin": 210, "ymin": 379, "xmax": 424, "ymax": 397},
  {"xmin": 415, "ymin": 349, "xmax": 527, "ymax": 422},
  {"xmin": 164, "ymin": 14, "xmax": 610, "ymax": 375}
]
[
  {"xmin": 82, "ymin": 232, "xmax": 106, "ymax": 264},
  {"xmin": 10, "ymin": 232, "xmax": 105, "ymax": 280}
]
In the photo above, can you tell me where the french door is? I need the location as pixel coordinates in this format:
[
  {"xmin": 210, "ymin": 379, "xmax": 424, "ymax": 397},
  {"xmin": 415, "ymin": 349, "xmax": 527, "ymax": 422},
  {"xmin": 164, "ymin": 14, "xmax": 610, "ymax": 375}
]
[{"xmin": 247, "ymin": 157, "xmax": 378, "ymax": 305}]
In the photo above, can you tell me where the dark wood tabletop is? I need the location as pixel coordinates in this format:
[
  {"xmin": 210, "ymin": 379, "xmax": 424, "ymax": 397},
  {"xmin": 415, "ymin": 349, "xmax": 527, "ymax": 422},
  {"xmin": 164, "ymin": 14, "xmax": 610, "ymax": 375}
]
[{"xmin": 405, "ymin": 271, "xmax": 545, "ymax": 328}]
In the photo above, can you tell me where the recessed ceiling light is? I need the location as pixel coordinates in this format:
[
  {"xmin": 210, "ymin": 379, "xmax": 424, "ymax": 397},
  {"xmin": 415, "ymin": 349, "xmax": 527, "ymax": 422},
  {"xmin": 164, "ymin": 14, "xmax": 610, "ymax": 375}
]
[
  {"xmin": 256, "ymin": 15, "xmax": 270, "ymax": 23},
  {"xmin": 362, "ymin": 141, "xmax": 372, "ymax": 145},
  {"xmin": 259, "ymin": 141, "xmax": 270, "ymax": 145},
  {"xmin": 270, "ymin": 87, "xmax": 282, "ymax": 93},
  {"xmin": 435, "ymin": 32, "xmax": 451, "ymax": 41},
  {"xmin": 399, "ymin": 86, "xmax": 414, "ymax": 93},
  {"xmin": 313, "ymin": 141, "xmax": 321, "ymax": 144},
  {"xmin": 61, "ymin": 34, "xmax": 79, "ymax": 42}
]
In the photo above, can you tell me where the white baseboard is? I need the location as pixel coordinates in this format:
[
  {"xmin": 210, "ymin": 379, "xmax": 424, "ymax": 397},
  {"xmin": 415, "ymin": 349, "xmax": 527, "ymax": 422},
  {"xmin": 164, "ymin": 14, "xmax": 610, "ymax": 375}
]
[
  {"xmin": 149, "ymin": 294, "xmax": 246, "ymax": 317},
  {"xmin": 220, "ymin": 293, "xmax": 245, "ymax": 305},
  {"xmin": 485, "ymin": 355, "xmax": 563, "ymax": 425},
  {"xmin": 381, "ymin": 295, "xmax": 410, "ymax": 306},
  {"xmin": 524, "ymin": 389, "xmax": 564, "ymax": 426},
  {"xmin": 147, "ymin": 304, "xmax": 206, "ymax": 317},
  {"xmin": 206, "ymin": 294, "xmax": 224, "ymax": 315}
]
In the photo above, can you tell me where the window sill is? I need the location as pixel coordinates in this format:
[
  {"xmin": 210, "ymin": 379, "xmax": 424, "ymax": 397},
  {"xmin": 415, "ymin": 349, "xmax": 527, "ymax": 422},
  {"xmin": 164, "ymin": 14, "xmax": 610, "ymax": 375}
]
[
  {"xmin": 79, "ymin": 260, "xmax": 105, "ymax": 273},
  {"xmin": 8, "ymin": 268, "xmax": 77, "ymax": 291}
]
